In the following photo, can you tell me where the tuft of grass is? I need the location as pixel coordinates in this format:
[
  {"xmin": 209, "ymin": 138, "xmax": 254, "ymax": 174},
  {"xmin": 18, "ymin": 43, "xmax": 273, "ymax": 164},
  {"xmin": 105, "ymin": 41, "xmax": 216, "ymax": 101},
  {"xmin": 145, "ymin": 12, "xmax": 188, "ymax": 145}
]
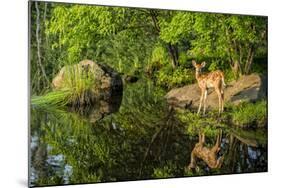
[
  {"xmin": 32, "ymin": 65, "xmax": 97, "ymax": 107},
  {"xmin": 31, "ymin": 89, "xmax": 73, "ymax": 107},
  {"xmin": 231, "ymin": 100, "xmax": 267, "ymax": 128},
  {"xmin": 153, "ymin": 166, "xmax": 173, "ymax": 179}
]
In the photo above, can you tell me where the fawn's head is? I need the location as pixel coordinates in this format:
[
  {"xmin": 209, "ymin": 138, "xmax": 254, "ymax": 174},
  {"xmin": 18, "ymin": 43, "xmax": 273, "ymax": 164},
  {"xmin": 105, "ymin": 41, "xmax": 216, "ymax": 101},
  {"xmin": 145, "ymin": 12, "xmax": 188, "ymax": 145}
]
[{"xmin": 192, "ymin": 60, "xmax": 206, "ymax": 73}]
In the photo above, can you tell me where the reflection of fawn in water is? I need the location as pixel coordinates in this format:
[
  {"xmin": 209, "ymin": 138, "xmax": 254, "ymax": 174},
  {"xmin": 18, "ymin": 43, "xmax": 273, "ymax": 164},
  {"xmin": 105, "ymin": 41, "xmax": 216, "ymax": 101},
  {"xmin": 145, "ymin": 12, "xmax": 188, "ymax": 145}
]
[{"xmin": 188, "ymin": 130, "xmax": 224, "ymax": 170}]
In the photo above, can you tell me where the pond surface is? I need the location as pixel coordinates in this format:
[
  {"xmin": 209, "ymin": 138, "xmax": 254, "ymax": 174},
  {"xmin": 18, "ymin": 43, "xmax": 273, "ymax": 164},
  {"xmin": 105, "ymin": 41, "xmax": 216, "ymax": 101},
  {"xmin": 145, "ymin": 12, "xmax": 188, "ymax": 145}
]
[{"xmin": 29, "ymin": 80, "xmax": 267, "ymax": 187}]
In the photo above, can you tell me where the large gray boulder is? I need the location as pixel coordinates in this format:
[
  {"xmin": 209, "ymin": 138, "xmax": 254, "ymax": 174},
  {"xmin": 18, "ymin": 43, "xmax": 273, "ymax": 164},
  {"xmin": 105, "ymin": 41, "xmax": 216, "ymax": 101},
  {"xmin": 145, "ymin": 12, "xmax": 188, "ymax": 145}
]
[
  {"xmin": 52, "ymin": 60, "xmax": 123, "ymax": 105},
  {"xmin": 165, "ymin": 74, "xmax": 267, "ymax": 110}
]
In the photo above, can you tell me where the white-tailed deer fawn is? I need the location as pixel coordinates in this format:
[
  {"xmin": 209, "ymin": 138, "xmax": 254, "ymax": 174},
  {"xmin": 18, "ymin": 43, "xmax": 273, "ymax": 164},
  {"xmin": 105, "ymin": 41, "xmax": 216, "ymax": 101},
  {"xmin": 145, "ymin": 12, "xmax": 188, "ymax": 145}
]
[
  {"xmin": 192, "ymin": 60, "xmax": 226, "ymax": 114},
  {"xmin": 188, "ymin": 130, "xmax": 224, "ymax": 170}
]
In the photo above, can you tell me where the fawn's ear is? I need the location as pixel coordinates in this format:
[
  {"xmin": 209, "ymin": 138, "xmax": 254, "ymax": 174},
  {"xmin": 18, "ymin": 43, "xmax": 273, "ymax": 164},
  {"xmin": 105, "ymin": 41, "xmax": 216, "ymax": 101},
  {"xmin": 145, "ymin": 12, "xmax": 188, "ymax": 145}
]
[
  {"xmin": 201, "ymin": 61, "xmax": 206, "ymax": 67},
  {"xmin": 192, "ymin": 60, "xmax": 197, "ymax": 67}
]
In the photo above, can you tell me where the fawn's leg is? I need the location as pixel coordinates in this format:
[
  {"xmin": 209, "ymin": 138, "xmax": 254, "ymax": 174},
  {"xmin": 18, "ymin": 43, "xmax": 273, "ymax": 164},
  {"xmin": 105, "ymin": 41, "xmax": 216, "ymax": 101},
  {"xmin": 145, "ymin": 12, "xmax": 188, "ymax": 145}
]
[
  {"xmin": 197, "ymin": 90, "xmax": 205, "ymax": 114},
  {"xmin": 215, "ymin": 155, "xmax": 224, "ymax": 168},
  {"xmin": 188, "ymin": 151, "xmax": 197, "ymax": 170},
  {"xmin": 203, "ymin": 90, "xmax": 208, "ymax": 115},
  {"xmin": 211, "ymin": 130, "xmax": 221, "ymax": 153},
  {"xmin": 215, "ymin": 88, "xmax": 222, "ymax": 114},
  {"xmin": 221, "ymin": 89, "xmax": 224, "ymax": 112}
]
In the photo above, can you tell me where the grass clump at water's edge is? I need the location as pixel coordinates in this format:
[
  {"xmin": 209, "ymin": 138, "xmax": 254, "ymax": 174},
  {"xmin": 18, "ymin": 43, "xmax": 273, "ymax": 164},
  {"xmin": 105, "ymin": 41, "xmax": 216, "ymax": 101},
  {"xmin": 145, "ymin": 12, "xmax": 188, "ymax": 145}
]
[
  {"xmin": 176, "ymin": 110, "xmax": 227, "ymax": 137},
  {"xmin": 176, "ymin": 99, "xmax": 267, "ymax": 133},
  {"xmin": 230, "ymin": 100, "xmax": 267, "ymax": 128},
  {"xmin": 31, "ymin": 89, "xmax": 73, "ymax": 108},
  {"xmin": 31, "ymin": 65, "xmax": 97, "ymax": 107}
]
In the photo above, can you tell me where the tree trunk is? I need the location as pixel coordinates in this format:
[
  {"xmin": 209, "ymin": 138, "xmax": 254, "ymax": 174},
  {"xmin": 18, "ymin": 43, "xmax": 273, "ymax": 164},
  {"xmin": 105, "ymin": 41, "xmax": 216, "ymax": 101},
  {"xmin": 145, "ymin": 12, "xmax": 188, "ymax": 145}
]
[
  {"xmin": 231, "ymin": 60, "xmax": 242, "ymax": 80},
  {"xmin": 228, "ymin": 46, "xmax": 242, "ymax": 80},
  {"xmin": 43, "ymin": 3, "xmax": 49, "ymax": 47},
  {"xmin": 149, "ymin": 10, "xmax": 160, "ymax": 33},
  {"xmin": 244, "ymin": 45, "xmax": 255, "ymax": 74},
  {"xmin": 238, "ymin": 43, "xmax": 244, "ymax": 74},
  {"xmin": 225, "ymin": 27, "xmax": 244, "ymax": 78},
  {"xmin": 35, "ymin": 2, "xmax": 49, "ymax": 86},
  {"xmin": 167, "ymin": 44, "xmax": 179, "ymax": 69}
]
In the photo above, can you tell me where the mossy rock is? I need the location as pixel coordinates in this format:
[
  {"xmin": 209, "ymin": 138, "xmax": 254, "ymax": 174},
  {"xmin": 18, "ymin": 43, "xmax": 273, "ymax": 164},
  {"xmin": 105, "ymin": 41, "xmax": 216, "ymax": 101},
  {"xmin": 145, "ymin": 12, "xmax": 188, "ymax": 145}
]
[{"xmin": 51, "ymin": 59, "xmax": 123, "ymax": 105}]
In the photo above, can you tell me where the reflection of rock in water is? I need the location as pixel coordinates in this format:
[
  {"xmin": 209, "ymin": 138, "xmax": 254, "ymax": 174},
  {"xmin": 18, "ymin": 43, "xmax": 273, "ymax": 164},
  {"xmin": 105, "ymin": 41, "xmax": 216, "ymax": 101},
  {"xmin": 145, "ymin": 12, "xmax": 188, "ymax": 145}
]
[
  {"xmin": 188, "ymin": 130, "xmax": 224, "ymax": 170},
  {"xmin": 88, "ymin": 93, "xmax": 122, "ymax": 123},
  {"xmin": 85, "ymin": 62, "xmax": 123, "ymax": 122},
  {"xmin": 69, "ymin": 92, "xmax": 123, "ymax": 123}
]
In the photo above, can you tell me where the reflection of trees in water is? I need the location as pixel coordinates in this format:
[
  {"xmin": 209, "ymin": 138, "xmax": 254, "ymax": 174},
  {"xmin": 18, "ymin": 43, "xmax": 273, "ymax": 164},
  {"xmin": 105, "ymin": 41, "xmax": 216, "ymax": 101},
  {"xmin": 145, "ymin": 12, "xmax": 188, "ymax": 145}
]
[
  {"xmin": 30, "ymin": 82, "xmax": 267, "ymax": 186},
  {"xmin": 138, "ymin": 108, "xmax": 192, "ymax": 178},
  {"xmin": 222, "ymin": 130, "xmax": 267, "ymax": 173},
  {"xmin": 30, "ymin": 110, "xmax": 66, "ymax": 186},
  {"xmin": 30, "ymin": 82, "xmax": 194, "ymax": 184},
  {"xmin": 30, "ymin": 107, "xmax": 108, "ymax": 186}
]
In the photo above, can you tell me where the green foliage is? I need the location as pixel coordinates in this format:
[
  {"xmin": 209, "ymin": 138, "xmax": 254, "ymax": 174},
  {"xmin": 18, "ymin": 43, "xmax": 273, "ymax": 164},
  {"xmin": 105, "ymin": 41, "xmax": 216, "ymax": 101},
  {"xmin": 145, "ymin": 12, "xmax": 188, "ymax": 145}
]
[
  {"xmin": 178, "ymin": 51, "xmax": 189, "ymax": 66},
  {"xmin": 30, "ymin": 2, "xmax": 267, "ymax": 95},
  {"xmin": 191, "ymin": 14, "xmax": 267, "ymax": 76},
  {"xmin": 145, "ymin": 45, "xmax": 169, "ymax": 76},
  {"xmin": 75, "ymin": 173, "xmax": 101, "ymax": 184},
  {"xmin": 184, "ymin": 166, "xmax": 205, "ymax": 177},
  {"xmin": 231, "ymin": 100, "xmax": 267, "ymax": 128},
  {"xmin": 47, "ymin": 5, "xmax": 127, "ymax": 63},
  {"xmin": 177, "ymin": 110, "xmax": 226, "ymax": 137},
  {"xmin": 153, "ymin": 165, "xmax": 173, "ymax": 178},
  {"xmin": 46, "ymin": 4, "xmax": 156, "ymax": 77},
  {"xmin": 177, "ymin": 100, "xmax": 267, "ymax": 132},
  {"xmin": 151, "ymin": 45, "xmax": 169, "ymax": 67},
  {"xmin": 155, "ymin": 66, "xmax": 195, "ymax": 89},
  {"xmin": 159, "ymin": 12, "xmax": 194, "ymax": 45},
  {"xmin": 208, "ymin": 59, "xmax": 222, "ymax": 72}
]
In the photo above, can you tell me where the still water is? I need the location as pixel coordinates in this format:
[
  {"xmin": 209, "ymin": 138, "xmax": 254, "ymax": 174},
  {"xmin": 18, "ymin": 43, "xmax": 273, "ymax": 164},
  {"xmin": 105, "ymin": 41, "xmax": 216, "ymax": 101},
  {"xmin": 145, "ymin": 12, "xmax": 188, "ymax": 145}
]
[{"xmin": 30, "ymin": 81, "xmax": 267, "ymax": 187}]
